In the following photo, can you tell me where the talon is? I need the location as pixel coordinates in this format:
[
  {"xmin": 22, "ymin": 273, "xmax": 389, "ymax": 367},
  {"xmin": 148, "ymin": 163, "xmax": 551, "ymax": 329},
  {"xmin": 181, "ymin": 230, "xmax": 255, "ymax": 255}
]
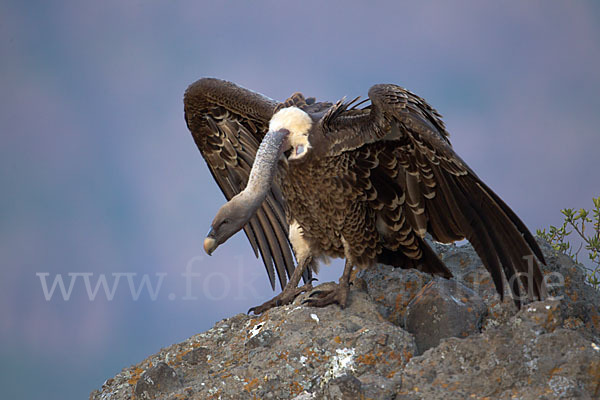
[
  {"xmin": 247, "ymin": 282, "xmax": 313, "ymax": 315},
  {"xmin": 302, "ymin": 292, "xmax": 323, "ymax": 305},
  {"xmin": 300, "ymin": 282, "xmax": 350, "ymax": 309}
]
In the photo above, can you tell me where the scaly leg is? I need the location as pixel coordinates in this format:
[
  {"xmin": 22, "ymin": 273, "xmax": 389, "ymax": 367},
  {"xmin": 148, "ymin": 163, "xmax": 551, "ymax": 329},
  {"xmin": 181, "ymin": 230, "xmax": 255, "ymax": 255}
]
[
  {"xmin": 302, "ymin": 258, "xmax": 353, "ymax": 308},
  {"xmin": 248, "ymin": 256, "xmax": 314, "ymax": 315}
]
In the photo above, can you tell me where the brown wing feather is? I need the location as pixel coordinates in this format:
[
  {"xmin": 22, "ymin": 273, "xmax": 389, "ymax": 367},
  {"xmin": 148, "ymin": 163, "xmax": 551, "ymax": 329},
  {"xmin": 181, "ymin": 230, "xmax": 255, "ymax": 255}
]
[
  {"xmin": 184, "ymin": 78, "xmax": 310, "ymax": 290},
  {"xmin": 321, "ymin": 83, "xmax": 545, "ymax": 305}
]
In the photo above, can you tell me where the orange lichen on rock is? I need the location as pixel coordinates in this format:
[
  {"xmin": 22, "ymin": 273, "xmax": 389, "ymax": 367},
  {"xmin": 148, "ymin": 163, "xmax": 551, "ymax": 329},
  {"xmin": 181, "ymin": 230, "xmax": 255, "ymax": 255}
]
[
  {"xmin": 244, "ymin": 377, "xmax": 260, "ymax": 392},
  {"xmin": 276, "ymin": 350, "xmax": 289, "ymax": 361},
  {"xmin": 127, "ymin": 367, "xmax": 145, "ymax": 386},
  {"xmin": 289, "ymin": 381, "xmax": 304, "ymax": 396}
]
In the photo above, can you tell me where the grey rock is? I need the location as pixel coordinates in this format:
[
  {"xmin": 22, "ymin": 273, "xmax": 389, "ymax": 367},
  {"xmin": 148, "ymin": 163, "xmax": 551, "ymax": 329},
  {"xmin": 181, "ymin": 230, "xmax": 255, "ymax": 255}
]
[
  {"xmin": 91, "ymin": 240, "xmax": 600, "ymax": 400},
  {"xmin": 325, "ymin": 374, "xmax": 363, "ymax": 399},
  {"xmin": 399, "ymin": 300, "xmax": 600, "ymax": 399},
  {"xmin": 180, "ymin": 346, "xmax": 209, "ymax": 365},
  {"xmin": 358, "ymin": 265, "xmax": 433, "ymax": 328},
  {"xmin": 91, "ymin": 290, "xmax": 415, "ymax": 399},
  {"xmin": 245, "ymin": 327, "xmax": 278, "ymax": 348},
  {"xmin": 404, "ymin": 277, "xmax": 487, "ymax": 354},
  {"xmin": 134, "ymin": 362, "xmax": 182, "ymax": 400},
  {"xmin": 358, "ymin": 373, "xmax": 399, "ymax": 399}
]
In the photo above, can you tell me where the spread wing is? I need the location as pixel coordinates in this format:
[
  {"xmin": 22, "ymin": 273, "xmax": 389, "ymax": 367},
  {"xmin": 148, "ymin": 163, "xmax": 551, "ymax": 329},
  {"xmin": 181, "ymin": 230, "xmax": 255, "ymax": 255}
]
[
  {"xmin": 184, "ymin": 78, "xmax": 310, "ymax": 290},
  {"xmin": 320, "ymin": 84, "xmax": 546, "ymax": 306}
]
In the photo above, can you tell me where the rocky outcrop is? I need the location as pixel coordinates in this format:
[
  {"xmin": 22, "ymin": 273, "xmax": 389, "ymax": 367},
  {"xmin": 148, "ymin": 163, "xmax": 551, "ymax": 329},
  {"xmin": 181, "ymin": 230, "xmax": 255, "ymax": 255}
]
[{"xmin": 90, "ymin": 240, "xmax": 600, "ymax": 399}]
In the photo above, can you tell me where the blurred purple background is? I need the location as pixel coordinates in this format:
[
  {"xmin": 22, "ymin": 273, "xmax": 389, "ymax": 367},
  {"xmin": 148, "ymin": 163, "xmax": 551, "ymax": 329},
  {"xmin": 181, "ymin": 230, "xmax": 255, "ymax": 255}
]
[{"xmin": 1, "ymin": 1, "xmax": 599, "ymax": 398}]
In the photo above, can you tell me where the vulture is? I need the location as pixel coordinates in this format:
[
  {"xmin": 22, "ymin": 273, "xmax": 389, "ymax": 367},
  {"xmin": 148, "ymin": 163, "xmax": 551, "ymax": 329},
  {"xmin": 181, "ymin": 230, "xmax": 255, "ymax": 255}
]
[{"xmin": 184, "ymin": 77, "xmax": 545, "ymax": 315}]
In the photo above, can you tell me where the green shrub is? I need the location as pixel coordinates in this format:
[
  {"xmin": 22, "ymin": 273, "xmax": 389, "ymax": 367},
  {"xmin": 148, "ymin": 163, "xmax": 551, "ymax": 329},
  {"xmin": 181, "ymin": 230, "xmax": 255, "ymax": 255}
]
[{"xmin": 537, "ymin": 196, "xmax": 600, "ymax": 289}]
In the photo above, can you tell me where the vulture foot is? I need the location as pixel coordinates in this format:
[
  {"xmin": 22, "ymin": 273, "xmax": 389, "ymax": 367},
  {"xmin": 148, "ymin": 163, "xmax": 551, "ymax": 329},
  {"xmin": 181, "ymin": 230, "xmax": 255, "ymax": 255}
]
[
  {"xmin": 302, "ymin": 282, "xmax": 349, "ymax": 309},
  {"xmin": 248, "ymin": 281, "xmax": 315, "ymax": 315}
]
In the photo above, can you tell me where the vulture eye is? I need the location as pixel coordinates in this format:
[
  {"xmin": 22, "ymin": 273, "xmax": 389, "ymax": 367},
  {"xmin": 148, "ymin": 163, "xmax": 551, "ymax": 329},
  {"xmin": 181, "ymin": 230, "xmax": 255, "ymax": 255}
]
[
  {"xmin": 217, "ymin": 218, "xmax": 230, "ymax": 230},
  {"xmin": 296, "ymin": 144, "xmax": 305, "ymax": 155}
]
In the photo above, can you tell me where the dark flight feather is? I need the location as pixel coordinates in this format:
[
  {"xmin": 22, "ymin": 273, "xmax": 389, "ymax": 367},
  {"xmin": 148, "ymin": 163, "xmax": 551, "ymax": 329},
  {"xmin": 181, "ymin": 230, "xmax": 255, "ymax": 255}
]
[{"xmin": 184, "ymin": 78, "xmax": 312, "ymax": 290}]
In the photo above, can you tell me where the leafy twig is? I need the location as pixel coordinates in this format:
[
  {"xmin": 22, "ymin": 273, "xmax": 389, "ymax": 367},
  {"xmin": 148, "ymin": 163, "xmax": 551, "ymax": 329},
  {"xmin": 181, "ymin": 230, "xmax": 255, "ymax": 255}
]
[{"xmin": 537, "ymin": 196, "xmax": 600, "ymax": 289}]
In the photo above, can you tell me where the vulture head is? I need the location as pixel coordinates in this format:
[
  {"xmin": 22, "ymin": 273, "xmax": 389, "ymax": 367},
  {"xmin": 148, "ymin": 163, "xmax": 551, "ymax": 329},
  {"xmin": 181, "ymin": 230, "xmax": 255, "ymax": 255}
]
[
  {"xmin": 204, "ymin": 193, "xmax": 255, "ymax": 255},
  {"xmin": 203, "ymin": 107, "xmax": 313, "ymax": 255}
]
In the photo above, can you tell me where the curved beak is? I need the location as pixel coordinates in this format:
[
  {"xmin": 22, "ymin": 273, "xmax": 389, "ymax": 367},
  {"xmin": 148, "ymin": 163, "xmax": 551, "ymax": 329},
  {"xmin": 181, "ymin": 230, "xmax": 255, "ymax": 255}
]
[{"xmin": 203, "ymin": 229, "xmax": 217, "ymax": 256}]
